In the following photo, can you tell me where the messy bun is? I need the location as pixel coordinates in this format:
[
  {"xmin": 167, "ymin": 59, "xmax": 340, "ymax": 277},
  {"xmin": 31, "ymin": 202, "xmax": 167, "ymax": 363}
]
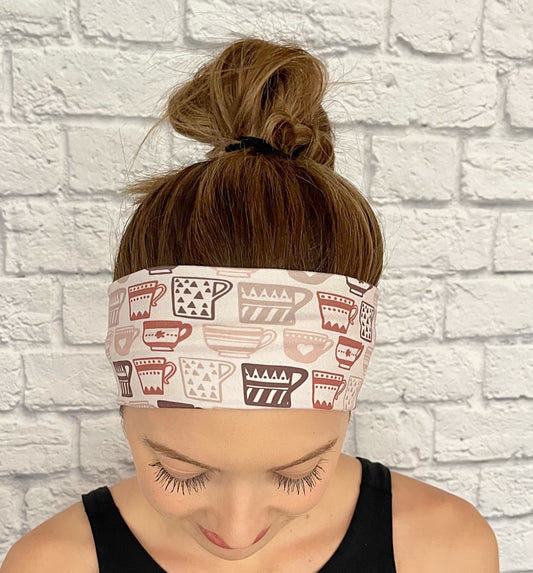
[{"xmin": 112, "ymin": 37, "xmax": 384, "ymax": 290}]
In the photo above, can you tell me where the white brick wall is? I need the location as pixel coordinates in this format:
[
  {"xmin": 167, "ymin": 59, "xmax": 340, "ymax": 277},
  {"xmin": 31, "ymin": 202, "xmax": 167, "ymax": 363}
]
[{"xmin": 1, "ymin": 2, "xmax": 532, "ymax": 571}]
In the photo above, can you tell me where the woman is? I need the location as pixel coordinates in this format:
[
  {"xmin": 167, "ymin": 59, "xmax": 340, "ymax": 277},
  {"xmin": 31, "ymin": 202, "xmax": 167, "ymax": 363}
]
[{"xmin": 3, "ymin": 37, "xmax": 498, "ymax": 573}]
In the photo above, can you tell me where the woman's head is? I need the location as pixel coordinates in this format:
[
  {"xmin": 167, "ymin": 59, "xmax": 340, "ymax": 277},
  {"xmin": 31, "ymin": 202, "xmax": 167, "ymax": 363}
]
[{"xmin": 112, "ymin": 36, "xmax": 383, "ymax": 559}]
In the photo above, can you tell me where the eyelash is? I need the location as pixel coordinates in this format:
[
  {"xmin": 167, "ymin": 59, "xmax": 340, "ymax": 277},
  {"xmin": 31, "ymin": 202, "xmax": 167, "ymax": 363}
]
[{"xmin": 149, "ymin": 461, "xmax": 325, "ymax": 496}]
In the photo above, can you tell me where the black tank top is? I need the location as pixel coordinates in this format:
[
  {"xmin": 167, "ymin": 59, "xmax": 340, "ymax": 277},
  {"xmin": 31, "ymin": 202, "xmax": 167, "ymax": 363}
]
[{"xmin": 81, "ymin": 456, "xmax": 397, "ymax": 572}]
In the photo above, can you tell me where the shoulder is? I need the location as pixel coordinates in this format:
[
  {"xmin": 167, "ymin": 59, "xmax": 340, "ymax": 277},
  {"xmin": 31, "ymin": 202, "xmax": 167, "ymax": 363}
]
[
  {"xmin": 390, "ymin": 469, "xmax": 500, "ymax": 573},
  {"xmin": 1, "ymin": 500, "xmax": 98, "ymax": 573}
]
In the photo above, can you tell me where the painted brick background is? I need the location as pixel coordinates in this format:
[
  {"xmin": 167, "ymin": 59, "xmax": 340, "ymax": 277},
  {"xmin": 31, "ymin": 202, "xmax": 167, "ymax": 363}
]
[{"xmin": 1, "ymin": 1, "xmax": 532, "ymax": 570}]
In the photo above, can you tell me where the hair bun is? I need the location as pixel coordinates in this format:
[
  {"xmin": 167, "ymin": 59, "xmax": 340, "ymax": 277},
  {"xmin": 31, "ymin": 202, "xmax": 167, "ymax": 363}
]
[{"xmin": 161, "ymin": 37, "xmax": 335, "ymax": 168}]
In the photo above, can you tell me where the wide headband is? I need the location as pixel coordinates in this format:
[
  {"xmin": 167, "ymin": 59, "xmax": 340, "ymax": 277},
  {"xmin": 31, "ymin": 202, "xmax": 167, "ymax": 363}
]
[{"xmin": 105, "ymin": 265, "xmax": 378, "ymax": 411}]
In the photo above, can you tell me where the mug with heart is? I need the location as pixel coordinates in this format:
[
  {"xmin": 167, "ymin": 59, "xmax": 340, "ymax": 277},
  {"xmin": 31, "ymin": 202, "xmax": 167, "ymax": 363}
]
[
  {"xmin": 114, "ymin": 325, "xmax": 140, "ymax": 356},
  {"xmin": 283, "ymin": 329, "xmax": 334, "ymax": 364}
]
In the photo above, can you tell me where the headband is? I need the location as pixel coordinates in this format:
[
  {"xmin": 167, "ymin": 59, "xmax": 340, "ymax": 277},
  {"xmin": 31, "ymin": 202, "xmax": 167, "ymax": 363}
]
[{"xmin": 105, "ymin": 265, "xmax": 378, "ymax": 411}]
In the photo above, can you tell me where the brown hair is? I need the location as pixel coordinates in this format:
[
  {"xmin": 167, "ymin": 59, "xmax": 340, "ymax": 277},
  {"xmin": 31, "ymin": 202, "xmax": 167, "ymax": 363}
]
[{"xmin": 114, "ymin": 37, "xmax": 384, "ymax": 421}]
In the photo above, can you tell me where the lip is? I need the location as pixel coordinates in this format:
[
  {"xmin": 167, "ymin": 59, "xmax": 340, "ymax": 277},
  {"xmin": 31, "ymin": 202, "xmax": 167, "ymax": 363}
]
[{"xmin": 199, "ymin": 525, "xmax": 270, "ymax": 549}]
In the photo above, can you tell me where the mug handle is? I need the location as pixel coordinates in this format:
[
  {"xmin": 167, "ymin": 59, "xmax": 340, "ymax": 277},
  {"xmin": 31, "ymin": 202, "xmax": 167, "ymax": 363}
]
[
  {"xmin": 212, "ymin": 279, "xmax": 232, "ymax": 301},
  {"xmin": 292, "ymin": 288, "xmax": 314, "ymax": 312},
  {"xmin": 163, "ymin": 360, "xmax": 177, "ymax": 384},
  {"xmin": 334, "ymin": 378, "xmax": 346, "ymax": 400},
  {"xmin": 218, "ymin": 361, "xmax": 236, "ymax": 381},
  {"xmin": 257, "ymin": 329, "xmax": 276, "ymax": 349},
  {"xmin": 288, "ymin": 368, "xmax": 308, "ymax": 393},
  {"xmin": 177, "ymin": 323, "xmax": 193, "ymax": 343},
  {"xmin": 152, "ymin": 283, "xmax": 167, "ymax": 306}
]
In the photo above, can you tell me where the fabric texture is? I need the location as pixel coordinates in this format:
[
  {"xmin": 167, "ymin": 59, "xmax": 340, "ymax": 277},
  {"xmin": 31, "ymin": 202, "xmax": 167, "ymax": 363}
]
[
  {"xmin": 106, "ymin": 265, "xmax": 378, "ymax": 411},
  {"xmin": 81, "ymin": 456, "xmax": 397, "ymax": 572}
]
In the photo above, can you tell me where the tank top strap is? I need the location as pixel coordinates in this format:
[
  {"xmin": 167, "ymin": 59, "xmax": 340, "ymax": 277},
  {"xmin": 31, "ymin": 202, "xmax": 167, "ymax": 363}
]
[
  {"xmin": 319, "ymin": 456, "xmax": 397, "ymax": 572},
  {"xmin": 82, "ymin": 486, "xmax": 166, "ymax": 573}
]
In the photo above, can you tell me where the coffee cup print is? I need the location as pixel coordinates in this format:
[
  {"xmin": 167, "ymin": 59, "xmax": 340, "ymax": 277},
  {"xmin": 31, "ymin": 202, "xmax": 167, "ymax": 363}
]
[
  {"xmin": 335, "ymin": 336, "xmax": 364, "ymax": 370},
  {"xmin": 317, "ymin": 291, "xmax": 358, "ymax": 334},
  {"xmin": 142, "ymin": 320, "xmax": 192, "ymax": 352},
  {"xmin": 362, "ymin": 345, "xmax": 374, "ymax": 377},
  {"xmin": 241, "ymin": 363, "xmax": 308, "ymax": 408},
  {"xmin": 133, "ymin": 357, "xmax": 176, "ymax": 395},
  {"xmin": 312, "ymin": 371, "xmax": 346, "ymax": 410},
  {"xmin": 203, "ymin": 325, "xmax": 276, "ymax": 358},
  {"xmin": 113, "ymin": 360, "xmax": 133, "ymax": 398},
  {"xmin": 359, "ymin": 301, "xmax": 375, "ymax": 342},
  {"xmin": 128, "ymin": 281, "xmax": 167, "ymax": 321},
  {"xmin": 172, "ymin": 276, "xmax": 232, "ymax": 320},
  {"xmin": 147, "ymin": 266, "xmax": 176, "ymax": 276},
  {"xmin": 239, "ymin": 283, "xmax": 313, "ymax": 325},
  {"xmin": 283, "ymin": 330, "xmax": 334, "ymax": 364},
  {"xmin": 287, "ymin": 270, "xmax": 332, "ymax": 285},
  {"xmin": 345, "ymin": 276, "xmax": 375, "ymax": 297},
  {"xmin": 104, "ymin": 329, "xmax": 114, "ymax": 362},
  {"xmin": 214, "ymin": 267, "xmax": 258, "ymax": 279},
  {"xmin": 114, "ymin": 326, "xmax": 140, "ymax": 356},
  {"xmin": 109, "ymin": 288, "xmax": 126, "ymax": 327},
  {"xmin": 178, "ymin": 357, "xmax": 236, "ymax": 402},
  {"xmin": 344, "ymin": 376, "xmax": 363, "ymax": 409}
]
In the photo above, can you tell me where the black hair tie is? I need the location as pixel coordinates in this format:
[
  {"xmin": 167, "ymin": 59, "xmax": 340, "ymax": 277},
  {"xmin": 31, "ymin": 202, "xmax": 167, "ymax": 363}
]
[{"xmin": 225, "ymin": 136, "xmax": 296, "ymax": 159}]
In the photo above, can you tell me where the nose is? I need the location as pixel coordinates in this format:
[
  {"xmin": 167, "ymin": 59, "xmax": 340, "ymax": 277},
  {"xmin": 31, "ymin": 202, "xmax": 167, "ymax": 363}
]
[{"xmin": 203, "ymin": 479, "xmax": 275, "ymax": 548}]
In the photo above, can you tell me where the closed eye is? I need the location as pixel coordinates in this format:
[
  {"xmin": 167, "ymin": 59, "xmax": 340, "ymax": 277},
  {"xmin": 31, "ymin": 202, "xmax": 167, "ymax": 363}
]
[{"xmin": 149, "ymin": 460, "xmax": 325, "ymax": 496}]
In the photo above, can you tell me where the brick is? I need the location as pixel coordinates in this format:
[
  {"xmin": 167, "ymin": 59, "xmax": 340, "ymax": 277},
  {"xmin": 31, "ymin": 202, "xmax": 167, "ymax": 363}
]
[
  {"xmin": 0, "ymin": 126, "xmax": 62, "ymax": 195},
  {"xmin": 365, "ymin": 345, "xmax": 482, "ymax": 402},
  {"xmin": 507, "ymin": 67, "xmax": 533, "ymax": 128},
  {"xmin": 479, "ymin": 462, "xmax": 533, "ymax": 516},
  {"xmin": 462, "ymin": 138, "xmax": 533, "ymax": 201},
  {"xmin": 186, "ymin": 0, "xmax": 385, "ymax": 48},
  {"xmin": 494, "ymin": 212, "xmax": 533, "ymax": 271},
  {"xmin": 0, "ymin": 0, "xmax": 67, "ymax": 37},
  {"xmin": 391, "ymin": 0, "xmax": 481, "ymax": 54},
  {"xmin": 24, "ymin": 353, "xmax": 116, "ymax": 409},
  {"xmin": 0, "ymin": 353, "xmax": 23, "ymax": 410},
  {"xmin": 483, "ymin": 0, "xmax": 533, "ymax": 58},
  {"xmin": 24, "ymin": 478, "xmax": 105, "ymax": 531},
  {"xmin": 445, "ymin": 277, "xmax": 533, "ymax": 338},
  {"xmin": 63, "ymin": 279, "xmax": 109, "ymax": 344},
  {"xmin": 485, "ymin": 344, "xmax": 533, "ymax": 399},
  {"xmin": 0, "ymin": 486, "xmax": 22, "ymax": 554},
  {"xmin": 376, "ymin": 278, "xmax": 444, "ymax": 343},
  {"xmin": 435, "ymin": 403, "xmax": 533, "ymax": 461},
  {"xmin": 492, "ymin": 516, "xmax": 533, "ymax": 571},
  {"xmin": 0, "ymin": 278, "xmax": 54, "ymax": 343},
  {"xmin": 68, "ymin": 125, "xmax": 171, "ymax": 194},
  {"xmin": 371, "ymin": 135, "xmax": 458, "ymax": 201},
  {"xmin": 328, "ymin": 58, "xmax": 497, "ymax": 127},
  {"xmin": 80, "ymin": 414, "xmax": 133, "ymax": 474},
  {"xmin": 1, "ymin": 199, "xmax": 117, "ymax": 273},
  {"xmin": 355, "ymin": 406, "xmax": 433, "ymax": 467},
  {"xmin": 80, "ymin": 0, "xmax": 179, "ymax": 42},
  {"xmin": 0, "ymin": 412, "xmax": 73, "ymax": 474},
  {"xmin": 377, "ymin": 206, "xmax": 493, "ymax": 273},
  {"xmin": 12, "ymin": 48, "xmax": 187, "ymax": 119}
]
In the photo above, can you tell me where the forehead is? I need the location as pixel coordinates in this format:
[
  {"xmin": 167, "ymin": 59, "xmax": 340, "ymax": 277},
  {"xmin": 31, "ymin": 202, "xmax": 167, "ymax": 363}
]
[
  {"xmin": 124, "ymin": 407, "xmax": 347, "ymax": 447},
  {"xmin": 125, "ymin": 407, "xmax": 348, "ymax": 471}
]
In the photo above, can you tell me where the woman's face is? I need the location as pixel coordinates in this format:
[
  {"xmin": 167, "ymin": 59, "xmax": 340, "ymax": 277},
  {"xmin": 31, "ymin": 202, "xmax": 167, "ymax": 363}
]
[{"xmin": 122, "ymin": 406, "xmax": 350, "ymax": 562}]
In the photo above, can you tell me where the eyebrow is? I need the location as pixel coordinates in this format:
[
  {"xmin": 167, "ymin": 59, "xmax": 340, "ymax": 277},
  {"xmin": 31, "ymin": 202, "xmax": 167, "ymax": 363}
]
[{"xmin": 141, "ymin": 434, "xmax": 338, "ymax": 473}]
